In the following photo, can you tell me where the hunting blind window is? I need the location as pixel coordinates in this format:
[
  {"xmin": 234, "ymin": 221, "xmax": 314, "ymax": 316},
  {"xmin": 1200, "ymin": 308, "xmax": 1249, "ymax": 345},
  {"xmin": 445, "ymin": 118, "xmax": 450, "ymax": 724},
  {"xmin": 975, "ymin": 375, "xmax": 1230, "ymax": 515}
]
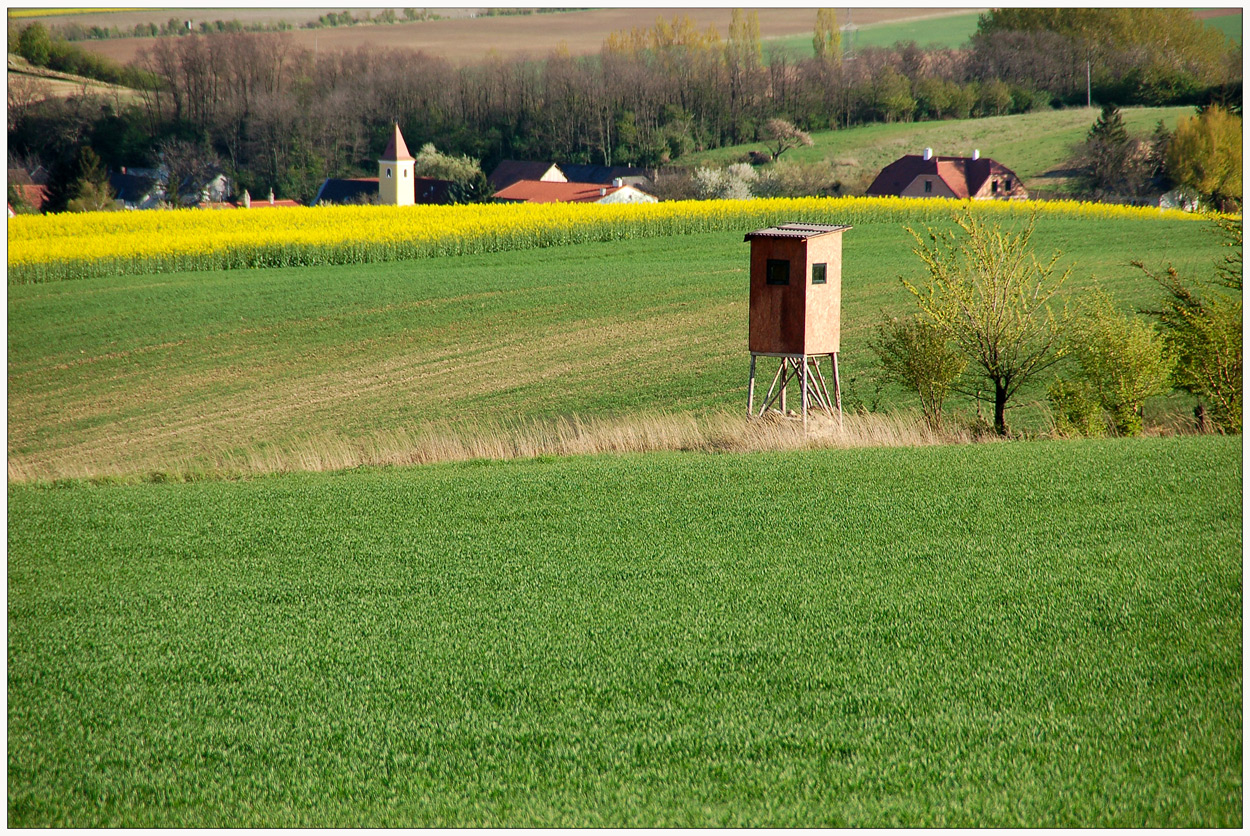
[
  {"xmin": 812, "ymin": 263, "xmax": 827, "ymax": 285},
  {"xmin": 766, "ymin": 259, "xmax": 790, "ymax": 285}
]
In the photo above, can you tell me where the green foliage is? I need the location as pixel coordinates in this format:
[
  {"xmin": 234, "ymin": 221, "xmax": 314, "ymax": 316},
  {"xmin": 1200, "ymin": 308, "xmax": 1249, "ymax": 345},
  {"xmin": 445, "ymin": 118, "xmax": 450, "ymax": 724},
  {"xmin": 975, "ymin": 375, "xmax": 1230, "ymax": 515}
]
[
  {"xmin": 812, "ymin": 8, "xmax": 841, "ymax": 66},
  {"xmin": 1082, "ymin": 104, "xmax": 1132, "ymax": 194},
  {"xmin": 871, "ymin": 313, "xmax": 967, "ymax": 431},
  {"xmin": 65, "ymin": 180, "xmax": 117, "ymax": 213},
  {"xmin": 904, "ymin": 211, "xmax": 1072, "ymax": 435},
  {"xmin": 8, "ymin": 437, "xmax": 1242, "ymax": 825},
  {"xmin": 1165, "ymin": 106, "xmax": 1242, "ymax": 212},
  {"xmin": 1064, "ymin": 290, "xmax": 1174, "ymax": 436},
  {"xmin": 413, "ymin": 143, "xmax": 492, "ymax": 203},
  {"xmin": 65, "ymin": 147, "xmax": 118, "ymax": 213},
  {"xmin": 869, "ymin": 67, "xmax": 916, "ymax": 123},
  {"xmin": 1047, "ymin": 378, "xmax": 1106, "ymax": 438},
  {"xmin": 1138, "ymin": 218, "xmax": 1243, "ymax": 433},
  {"xmin": 974, "ymin": 8, "xmax": 1234, "ymax": 105},
  {"xmin": 16, "ymin": 21, "xmax": 52, "ymax": 66}
]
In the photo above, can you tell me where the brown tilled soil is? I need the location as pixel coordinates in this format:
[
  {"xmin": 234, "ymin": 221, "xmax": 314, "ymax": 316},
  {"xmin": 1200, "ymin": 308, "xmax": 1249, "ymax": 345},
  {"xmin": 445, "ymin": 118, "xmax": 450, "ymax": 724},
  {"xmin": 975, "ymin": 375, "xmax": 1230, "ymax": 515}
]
[{"xmin": 41, "ymin": 7, "xmax": 988, "ymax": 66}]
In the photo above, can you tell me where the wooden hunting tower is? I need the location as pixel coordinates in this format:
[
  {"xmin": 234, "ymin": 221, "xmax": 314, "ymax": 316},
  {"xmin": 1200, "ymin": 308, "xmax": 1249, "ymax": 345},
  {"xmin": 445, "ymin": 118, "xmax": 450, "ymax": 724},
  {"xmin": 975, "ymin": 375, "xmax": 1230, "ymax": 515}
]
[{"xmin": 743, "ymin": 223, "xmax": 851, "ymax": 426}]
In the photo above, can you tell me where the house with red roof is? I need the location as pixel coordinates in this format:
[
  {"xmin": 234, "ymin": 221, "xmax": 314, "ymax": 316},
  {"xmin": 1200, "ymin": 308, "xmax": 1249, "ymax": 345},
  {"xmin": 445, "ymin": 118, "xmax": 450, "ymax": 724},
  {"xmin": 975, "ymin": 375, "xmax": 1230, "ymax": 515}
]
[
  {"xmin": 865, "ymin": 149, "xmax": 1028, "ymax": 201},
  {"xmin": 8, "ymin": 167, "xmax": 50, "ymax": 213},
  {"xmin": 493, "ymin": 178, "xmax": 656, "ymax": 205}
]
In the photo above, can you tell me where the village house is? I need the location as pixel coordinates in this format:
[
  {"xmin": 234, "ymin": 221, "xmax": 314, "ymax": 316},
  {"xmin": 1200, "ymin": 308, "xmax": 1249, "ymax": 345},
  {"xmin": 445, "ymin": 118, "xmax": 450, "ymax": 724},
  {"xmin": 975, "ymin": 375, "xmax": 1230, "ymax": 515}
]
[
  {"xmin": 865, "ymin": 149, "xmax": 1028, "ymax": 200},
  {"xmin": 493, "ymin": 178, "xmax": 657, "ymax": 205},
  {"xmin": 488, "ymin": 158, "xmax": 656, "ymax": 204},
  {"xmin": 7, "ymin": 166, "xmax": 50, "ymax": 213},
  {"xmin": 108, "ymin": 166, "xmax": 232, "ymax": 210}
]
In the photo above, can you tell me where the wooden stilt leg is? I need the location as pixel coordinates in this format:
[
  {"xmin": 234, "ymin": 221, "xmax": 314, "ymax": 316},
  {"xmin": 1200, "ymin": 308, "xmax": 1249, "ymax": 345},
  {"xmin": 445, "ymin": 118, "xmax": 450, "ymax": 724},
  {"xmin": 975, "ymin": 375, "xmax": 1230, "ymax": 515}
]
[
  {"xmin": 801, "ymin": 354, "xmax": 809, "ymax": 431},
  {"xmin": 832, "ymin": 352, "xmax": 843, "ymax": 429},
  {"xmin": 747, "ymin": 354, "xmax": 757, "ymax": 418},
  {"xmin": 779, "ymin": 359, "xmax": 787, "ymax": 415}
]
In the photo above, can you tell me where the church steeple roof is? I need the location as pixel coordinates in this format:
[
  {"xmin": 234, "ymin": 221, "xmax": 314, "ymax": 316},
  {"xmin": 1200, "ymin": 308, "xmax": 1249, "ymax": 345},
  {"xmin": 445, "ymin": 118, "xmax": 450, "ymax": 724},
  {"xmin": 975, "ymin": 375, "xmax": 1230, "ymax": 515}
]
[{"xmin": 380, "ymin": 123, "xmax": 414, "ymax": 162}]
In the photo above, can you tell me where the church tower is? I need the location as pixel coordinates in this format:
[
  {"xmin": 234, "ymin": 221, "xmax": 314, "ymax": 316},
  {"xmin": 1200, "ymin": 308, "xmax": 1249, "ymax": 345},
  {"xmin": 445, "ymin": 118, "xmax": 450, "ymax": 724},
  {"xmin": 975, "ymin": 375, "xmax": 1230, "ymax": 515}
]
[{"xmin": 378, "ymin": 123, "xmax": 415, "ymax": 207}]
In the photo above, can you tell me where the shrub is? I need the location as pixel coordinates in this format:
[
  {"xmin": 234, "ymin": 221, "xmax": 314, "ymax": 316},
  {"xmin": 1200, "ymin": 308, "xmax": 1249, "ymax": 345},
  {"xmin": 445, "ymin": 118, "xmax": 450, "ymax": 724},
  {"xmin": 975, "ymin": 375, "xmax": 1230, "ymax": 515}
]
[
  {"xmin": 1137, "ymin": 217, "xmax": 1242, "ymax": 432},
  {"xmin": 871, "ymin": 313, "xmax": 966, "ymax": 432},
  {"xmin": 1065, "ymin": 290, "xmax": 1174, "ymax": 436},
  {"xmin": 1047, "ymin": 378, "xmax": 1106, "ymax": 438}
]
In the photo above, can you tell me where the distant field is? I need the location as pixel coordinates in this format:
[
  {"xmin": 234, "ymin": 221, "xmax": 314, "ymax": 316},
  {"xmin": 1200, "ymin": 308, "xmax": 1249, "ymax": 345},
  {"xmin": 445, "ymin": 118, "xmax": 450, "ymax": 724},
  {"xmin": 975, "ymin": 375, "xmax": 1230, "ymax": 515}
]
[
  {"xmin": 766, "ymin": 8, "xmax": 1242, "ymax": 55},
  {"xmin": 7, "ymin": 208, "xmax": 1220, "ymax": 483},
  {"xmin": 8, "ymin": 435, "xmax": 1242, "ymax": 826},
  {"xmin": 766, "ymin": 11, "xmax": 983, "ymax": 57},
  {"xmin": 1196, "ymin": 9, "xmax": 1244, "ymax": 44},
  {"xmin": 680, "ymin": 106, "xmax": 1196, "ymax": 196},
  {"xmin": 47, "ymin": 7, "xmax": 987, "ymax": 65}
]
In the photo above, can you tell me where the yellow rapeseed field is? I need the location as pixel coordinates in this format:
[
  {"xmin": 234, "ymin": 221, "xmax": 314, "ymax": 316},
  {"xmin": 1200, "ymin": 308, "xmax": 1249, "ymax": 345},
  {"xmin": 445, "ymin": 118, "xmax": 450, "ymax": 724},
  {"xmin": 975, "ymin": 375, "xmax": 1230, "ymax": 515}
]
[{"xmin": 7, "ymin": 197, "xmax": 1201, "ymax": 284}]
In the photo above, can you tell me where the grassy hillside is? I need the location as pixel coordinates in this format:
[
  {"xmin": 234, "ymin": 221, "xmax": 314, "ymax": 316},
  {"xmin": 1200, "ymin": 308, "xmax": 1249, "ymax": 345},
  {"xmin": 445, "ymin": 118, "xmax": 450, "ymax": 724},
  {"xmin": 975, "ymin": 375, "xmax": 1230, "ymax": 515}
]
[
  {"xmin": 6, "ymin": 53, "xmax": 143, "ymax": 103},
  {"xmin": 8, "ymin": 435, "xmax": 1241, "ymax": 826},
  {"xmin": 7, "ymin": 210, "xmax": 1222, "ymax": 482},
  {"xmin": 679, "ymin": 106, "xmax": 1195, "ymax": 196}
]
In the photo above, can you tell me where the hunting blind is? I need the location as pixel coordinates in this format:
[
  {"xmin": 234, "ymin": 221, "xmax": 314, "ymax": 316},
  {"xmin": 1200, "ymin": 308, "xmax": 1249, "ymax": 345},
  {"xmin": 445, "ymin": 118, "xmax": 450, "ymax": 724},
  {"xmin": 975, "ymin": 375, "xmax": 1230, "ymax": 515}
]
[{"xmin": 743, "ymin": 223, "xmax": 851, "ymax": 427}]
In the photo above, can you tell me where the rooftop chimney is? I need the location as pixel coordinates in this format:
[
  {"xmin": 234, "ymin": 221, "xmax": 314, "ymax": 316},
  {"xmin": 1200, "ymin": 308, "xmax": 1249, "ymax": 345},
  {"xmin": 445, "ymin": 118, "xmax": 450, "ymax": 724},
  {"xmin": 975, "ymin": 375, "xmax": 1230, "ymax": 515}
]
[
  {"xmin": 612, "ymin": 177, "xmax": 624, "ymax": 188},
  {"xmin": 600, "ymin": 187, "xmax": 607, "ymax": 196},
  {"xmin": 923, "ymin": 147, "xmax": 933, "ymax": 161},
  {"xmin": 268, "ymin": 188, "xmax": 275, "ymax": 205},
  {"xmin": 972, "ymin": 149, "xmax": 980, "ymax": 160}
]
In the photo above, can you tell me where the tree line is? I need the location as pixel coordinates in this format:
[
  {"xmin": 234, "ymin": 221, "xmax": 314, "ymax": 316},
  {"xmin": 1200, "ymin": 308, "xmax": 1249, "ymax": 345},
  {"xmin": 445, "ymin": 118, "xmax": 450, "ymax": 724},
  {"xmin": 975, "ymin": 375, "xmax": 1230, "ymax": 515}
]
[{"xmin": 7, "ymin": 9, "xmax": 1241, "ymax": 206}]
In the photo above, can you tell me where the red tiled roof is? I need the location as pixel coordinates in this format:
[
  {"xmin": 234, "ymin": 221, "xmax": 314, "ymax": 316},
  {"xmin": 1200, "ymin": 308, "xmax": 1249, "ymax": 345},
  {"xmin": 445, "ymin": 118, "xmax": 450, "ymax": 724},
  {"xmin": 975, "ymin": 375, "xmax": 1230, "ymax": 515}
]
[
  {"xmin": 12, "ymin": 184, "xmax": 49, "ymax": 211},
  {"xmin": 493, "ymin": 179, "xmax": 623, "ymax": 203},
  {"xmin": 381, "ymin": 123, "xmax": 414, "ymax": 162},
  {"xmin": 865, "ymin": 154, "xmax": 1018, "ymax": 199},
  {"xmin": 248, "ymin": 199, "xmax": 303, "ymax": 208}
]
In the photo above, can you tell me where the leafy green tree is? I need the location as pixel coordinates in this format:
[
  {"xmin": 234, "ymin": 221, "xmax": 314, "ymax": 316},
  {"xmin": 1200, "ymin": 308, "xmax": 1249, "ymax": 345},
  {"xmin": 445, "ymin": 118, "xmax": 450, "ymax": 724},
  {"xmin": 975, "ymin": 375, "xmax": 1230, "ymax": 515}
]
[
  {"xmin": 904, "ymin": 211, "xmax": 1071, "ymax": 436},
  {"xmin": 1137, "ymin": 217, "xmax": 1242, "ymax": 432},
  {"xmin": 870, "ymin": 67, "xmax": 915, "ymax": 123},
  {"xmin": 16, "ymin": 22, "xmax": 52, "ymax": 66},
  {"xmin": 812, "ymin": 8, "xmax": 841, "ymax": 67},
  {"xmin": 414, "ymin": 143, "xmax": 492, "ymax": 204},
  {"xmin": 871, "ymin": 313, "xmax": 967, "ymax": 432},
  {"xmin": 1064, "ymin": 290, "xmax": 1174, "ymax": 436},
  {"xmin": 1165, "ymin": 106, "xmax": 1242, "ymax": 212},
  {"xmin": 976, "ymin": 79, "xmax": 1013, "ymax": 116},
  {"xmin": 65, "ymin": 147, "xmax": 118, "ymax": 213}
]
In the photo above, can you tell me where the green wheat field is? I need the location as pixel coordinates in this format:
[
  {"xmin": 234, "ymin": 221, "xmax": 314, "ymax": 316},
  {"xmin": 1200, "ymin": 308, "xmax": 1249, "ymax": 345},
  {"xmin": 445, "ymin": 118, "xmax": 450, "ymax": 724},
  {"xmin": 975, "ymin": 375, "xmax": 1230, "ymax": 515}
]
[{"xmin": 8, "ymin": 201, "xmax": 1242, "ymax": 826}]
